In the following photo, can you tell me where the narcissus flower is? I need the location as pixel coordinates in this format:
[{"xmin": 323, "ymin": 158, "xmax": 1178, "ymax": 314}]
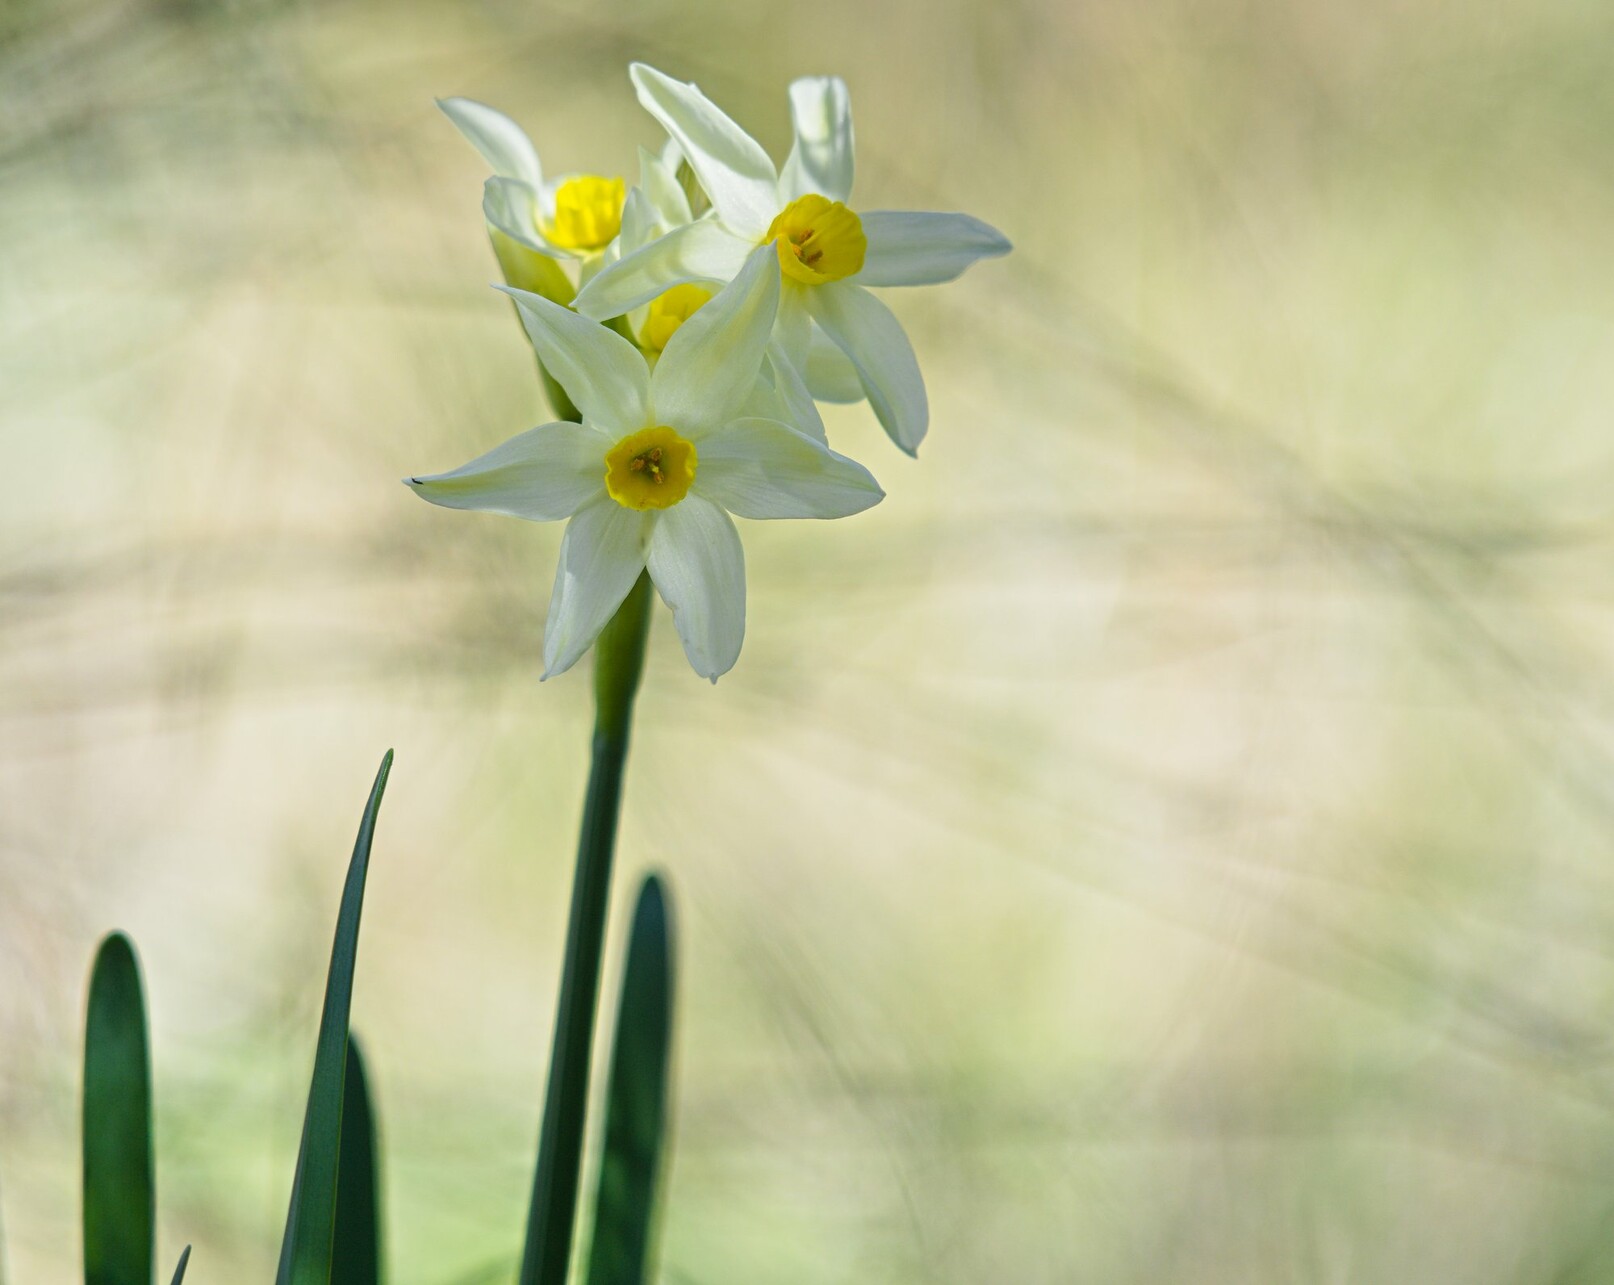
[
  {"xmin": 406, "ymin": 245, "xmax": 884, "ymax": 681},
  {"xmin": 572, "ymin": 65, "xmax": 1012, "ymax": 456},
  {"xmin": 616, "ymin": 175, "xmax": 834, "ymax": 442},
  {"xmin": 438, "ymin": 97, "xmax": 628, "ymax": 266}
]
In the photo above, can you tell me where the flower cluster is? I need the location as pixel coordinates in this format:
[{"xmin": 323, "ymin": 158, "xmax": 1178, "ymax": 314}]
[{"xmin": 411, "ymin": 64, "xmax": 1010, "ymax": 681}]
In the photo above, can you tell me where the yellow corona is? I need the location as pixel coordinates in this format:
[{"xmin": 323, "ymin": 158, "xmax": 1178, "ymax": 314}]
[
  {"xmin": 764, "ymin": 194, "xmax": 867, "ymax": 285},
  {"xmin": 604, "ymin": 426, "xmax": 698, "ymax": 510},
  {"xmin": 545, "ymin": 176, "xmax": 626, "ymax": 251},
  {"xmin": 639, "ymin": 284, "xmax": 714, "ymax": 353}
]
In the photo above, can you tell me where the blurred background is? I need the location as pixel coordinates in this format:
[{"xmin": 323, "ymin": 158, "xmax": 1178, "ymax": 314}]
[{"xmin": 7, "ymin": 0, "xmax": 1614, "ymax": 1280}]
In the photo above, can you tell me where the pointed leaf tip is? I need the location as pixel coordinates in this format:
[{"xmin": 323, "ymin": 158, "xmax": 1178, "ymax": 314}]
[
  {"xmin": 275, "ymin": 754, "xmax": 392, "ymax": 1285},
  {"xmin": 169, "ymin": 1245, "xmax": 192, "ymax": 1285}
]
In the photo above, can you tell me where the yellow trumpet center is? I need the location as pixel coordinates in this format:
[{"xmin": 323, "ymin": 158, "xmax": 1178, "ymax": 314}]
[
  {"xmin": 639, "ymin": 283, "xmax": 714, "ymax": 354},
  {"xmin": 764, "ymin": 194, "xmax": 866, "ymax": 285},
  {"xmin": 604, "ymin": 426, "xmax": 697, "ymax": 510},
  {"xmin": 545, "ymin": 175, "xmax": 626, "ymax": 251}
]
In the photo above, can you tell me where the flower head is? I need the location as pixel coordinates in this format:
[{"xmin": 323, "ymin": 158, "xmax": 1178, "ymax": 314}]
[
  {"xmin": 571, "ymin": 65, "xmax": 1013, "ymax": 456},
  {"xmin": 406, "ymin": 245, "xmax": 884, "ymax": 681},
  {"xmin": 438, "ymin": 97, "xmax": 628, "ymax": 263}
]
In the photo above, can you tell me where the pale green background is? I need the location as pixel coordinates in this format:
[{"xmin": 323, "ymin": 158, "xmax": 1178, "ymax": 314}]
[{"xmin": 5, "ymin": 0, "xmax": 1614, "ymax": 1280}]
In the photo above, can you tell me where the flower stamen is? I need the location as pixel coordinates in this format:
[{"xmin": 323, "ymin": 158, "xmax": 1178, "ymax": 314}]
[{"xmin": 627, "ymin": 446, "xmax": 667, "ymax": 483}]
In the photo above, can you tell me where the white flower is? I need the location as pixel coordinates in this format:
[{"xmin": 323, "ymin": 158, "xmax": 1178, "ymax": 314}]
[
  {"xmin": 438, "ymin": 97, "xmax": 629, "ymax": 264},
  {"xmin": 571, "ymin": 65, "xmax": 1013, "ymax": 456},
  {"xmin": 438, "ymin": 95, "xmax": 831, "ymax": 441},
  {"xmin": 406, "ymin": 245, "xmax": 885, "ymax": 682},
  {"xmin": 618, "ymin": 163, "xmax": 833, "ymax": 445}
]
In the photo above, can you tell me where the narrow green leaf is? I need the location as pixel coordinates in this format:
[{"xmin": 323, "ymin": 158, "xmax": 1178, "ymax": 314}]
[
  {"xmin": 331, "ymin": 1037, "xmax": 381, "ymax": 1285},
  {"xmin": 584, "ymin": 873, "xmax": 677, "ymax": 1285},
  {"xmin": 275, "ymin": 751, "xmax": 393, "ymax": 1285},
  {"xmin": 83, "ymin": 932, "xmax": 154, "ymax": 1285},
  {"xmin": 167, "ymin": 1247, "xmax": 190, "ymax": 1285}
]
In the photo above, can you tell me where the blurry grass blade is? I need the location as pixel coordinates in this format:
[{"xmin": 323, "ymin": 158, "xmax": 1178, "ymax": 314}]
[
  {"xmin": 167, "ymin": 1247, "xmax": 190, "ymax": 1285},
  {"xmin": 83, "ymin": 932, "xmax": 154, "ymax": 1285},
  {"xmin": 332, "ymin": 1037, "xmax": 381, "ymax": 1285},
  {"xmin": 275, "ymin": 751, "xmax": 393, "ymax": 1285},
  {"xmin": 584, "ymin": 873, "xmax": 677, "ymax": 1285}
]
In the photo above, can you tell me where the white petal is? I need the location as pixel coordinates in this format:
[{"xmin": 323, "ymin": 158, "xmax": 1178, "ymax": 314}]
[
  {"xmin": 614, "ymin": 189, "xmax": 664, "ymax": 332},
  {"xmin": 438, "ymin": 97, "xmax": 543, "ymax": 187},
  {"xmin": 696, "ymin": 417, "xmax": 883, "ymax": 520},
  {"xmin": 544, "ymin": 499, "xmax": 651, "ymax": 678},
  {"xmin": 616, "ymin": 187, "xmax": 658, "ymax": 258},
  {"xmin": 406, "ymin": 422, "xmax": 607, "ymax": 520},
  {"xmin": 652, "ymin": 243, "xmax": 779, "ymax": 434},
  {"xmin": 774, "ymin": 281, "xmax": 811, "ymax": 361},
  {"xmin": 854, "ymin": 211, "xmax": 1012, "ymax": 287},
  {"xmin": 629, "ymin": 63, "xmax": 779, "ymax": 237},
  {"xmin": 496, "ymin": 286, "xmax": 651, "ymax": 434},
  {"xmin": 804, "ymin": 327, "xmax": 866, "ymax": 404},
  {"xmin": 572, "ymin": 218, "xmax": 751, "ymax": 320},
  {"xmin": 647, "ymin": 496, "xmax": 746, "ymax": 681},
  {"xmin": 808, "ymin": 283, "xmax": 929, "ymax": 455},
  {"xmin": 639, "ymin": 145, "xmax": 693, "ymax": 228},
  {"xmin": 755, "ymin": 347, "xmax": 828, "ymax": 442},
  {"xmin": 484, "ymin": 177, "xmax": 560, "ymax": 255},
  {"xmin": 779, "ymin": 77, "xmax": 854, "ymax": 204}
]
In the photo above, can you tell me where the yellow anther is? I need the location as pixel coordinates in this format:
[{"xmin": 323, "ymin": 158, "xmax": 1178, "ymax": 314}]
[
  {"xmin": 545, "ymin": 175, "xmax": 626, "ymax": 251},
  {"xmin": 605, "ymin": 426, "xmax": 697, "ymax": 510},
  {"xmin": 764, "ymin": 194, "xmax": 866, "ymax": 285},
  {"xmin": 639, "ymin": 283, "xmax": 714, "ymax": 353}
]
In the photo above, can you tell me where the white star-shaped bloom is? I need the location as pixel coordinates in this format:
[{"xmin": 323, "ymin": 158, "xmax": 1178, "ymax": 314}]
[
  {"xmin": 406, "ymin": 245, "xmax": 884, "ymax": 681},
  {"xmin": 438, "ymin": 96, "xmax": 631, "ymax": 267},
  {"xmin": 572, "ymin": 65, "xmax": 1012, "ymax": 455}
]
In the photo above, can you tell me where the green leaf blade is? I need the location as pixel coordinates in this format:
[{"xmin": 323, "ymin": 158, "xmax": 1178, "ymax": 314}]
[
  {"xmin": 331, "ymin": 1037, "xmax": 381, "ymax": 1285},
  {"xmin": 167, "ymin": 1247, "xmax": 190, "ymax": 1285},
  {"xmin": 584, "ymin": 873, "xmax": 677, "ymax": 1285},
  {"xmin": 83, "ymin": 931, "xmax": 154, "ymax": 1285},
  {"xmin": 276, "ymin": 750, "xmax": 393, "ymax": 1285}
]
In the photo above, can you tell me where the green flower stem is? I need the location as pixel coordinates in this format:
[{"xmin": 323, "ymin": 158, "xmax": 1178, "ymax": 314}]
[{"xmin": 521, "ymin": 571, "xmax": 653, "ymax": 1285}]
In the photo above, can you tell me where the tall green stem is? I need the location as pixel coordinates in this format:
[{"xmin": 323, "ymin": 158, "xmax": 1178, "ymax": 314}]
[{"xmin": 520, "ymin": 572, "xmax": 653, "ymax": 1285}]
